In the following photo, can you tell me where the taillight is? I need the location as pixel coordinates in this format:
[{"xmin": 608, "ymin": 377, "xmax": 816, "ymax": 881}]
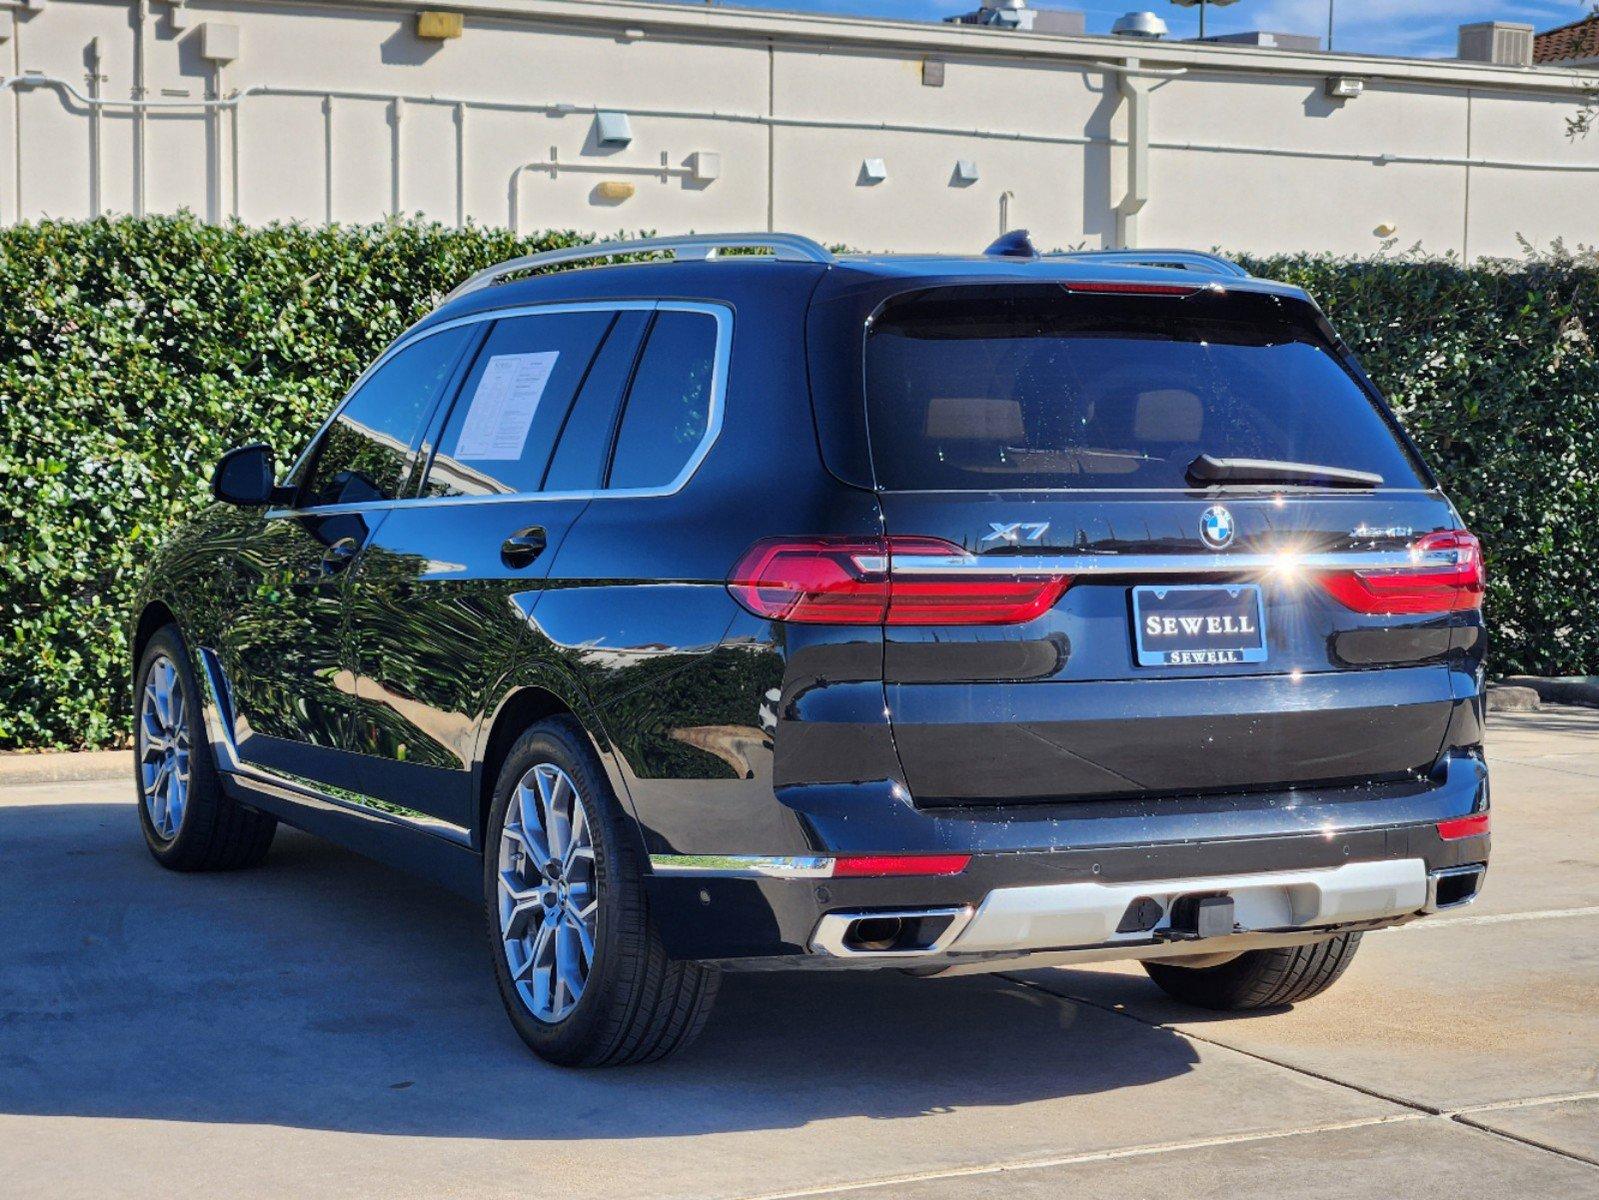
[
  {"xmin": 1319, "ymin": 530, "xmax": 1485, "ymax": 615},
  {"xmin": 727, "ymin": 537, "xmax": 1071, "ymax": 626}
]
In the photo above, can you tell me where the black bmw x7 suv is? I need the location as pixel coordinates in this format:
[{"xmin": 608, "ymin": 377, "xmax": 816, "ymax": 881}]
[{"xmin": 131, "ymin": 231, "xmax": 1490, "ymax": 1066}]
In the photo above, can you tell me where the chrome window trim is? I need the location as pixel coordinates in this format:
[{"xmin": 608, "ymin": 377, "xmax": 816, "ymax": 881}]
[{"xmin": 271, "ymin": 298, "xmax": 732, "ymax": 518}]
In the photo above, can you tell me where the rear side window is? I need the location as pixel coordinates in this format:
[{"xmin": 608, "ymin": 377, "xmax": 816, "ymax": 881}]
[
  {"xmin": 607, "ymin": 310, "xmax": 719, "ymax": 491},
  {"xmin": 543, "ymin": 310, "xmax": 651, "ymax": 493},
  {"xmin": 864, "ymin": 286, "xmax": 1424, "ymax": 492},
  {"xmin": 421, "ymin": 311, "xmax": 615, "ymax": 498},
  {"xmin": 301, "ymin": 325, "xmax": 473, "ymax": 508}
]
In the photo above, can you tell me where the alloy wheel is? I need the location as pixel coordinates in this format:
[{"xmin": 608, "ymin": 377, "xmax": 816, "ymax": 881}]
[
  {"xmin": 138, "ymin": 653, "xmax": 191, "ymax": 840},
  {"xmin": 497, "ymin": 762, "xmax": 598, "ymax": 1023}
]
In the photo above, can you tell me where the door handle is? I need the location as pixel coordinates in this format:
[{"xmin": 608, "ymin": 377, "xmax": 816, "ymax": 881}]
[
  {"xmin": 321, "ymin": 537, "xmax": 360, "ymax": 575},
  {"xmin": 501, "ymin": 526, "xmax": 548, "ymax": 570}
]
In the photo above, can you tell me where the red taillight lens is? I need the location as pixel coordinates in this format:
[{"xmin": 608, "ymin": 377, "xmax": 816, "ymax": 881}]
[
  {"xmin": 831, "ymin": 854, "xmax": 971, "ymax": 877},
  {"xmin": 726, "ymin": 538, "xmax": 889, "ymax": 624},
  {"xmin": 1319, "ymin": 530, "xmax": 1485, "ymax": 615},
  {"xmin": 1437, "ymin": 813, "xmax": 1489, "ymax": 840},
  {"xmin": 728, "ymin": 537, "xmax": 1071, "ymax": 626}
]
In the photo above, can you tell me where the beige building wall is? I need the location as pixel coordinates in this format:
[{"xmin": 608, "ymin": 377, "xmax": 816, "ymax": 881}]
[{"xmin": 2, "ymin": 0, "xmax": 1596, "ymax": 257}]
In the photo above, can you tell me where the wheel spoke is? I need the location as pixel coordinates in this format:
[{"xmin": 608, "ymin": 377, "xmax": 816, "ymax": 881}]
[{"xmin": 514, "ymin": 784, "xmax": 551, "ymax": 864}]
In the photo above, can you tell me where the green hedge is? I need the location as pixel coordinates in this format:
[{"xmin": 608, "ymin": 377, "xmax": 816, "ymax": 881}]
[{"xmin": 2, "ymin": 215, "xmax": 1596, "ymax": 749}]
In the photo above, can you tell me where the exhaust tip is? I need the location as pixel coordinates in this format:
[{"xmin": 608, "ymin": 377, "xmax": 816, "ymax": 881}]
[
  {"xmin": 811, "ymin": 906, "xmax": 973, "ymax": 957},
  {"xmin": 1427, "ymin": 863, "xmax": 1486, "ymax": 912},
  {"xmin": 846, "ymin": 916, "xmax": 907, "ymax": 951}
]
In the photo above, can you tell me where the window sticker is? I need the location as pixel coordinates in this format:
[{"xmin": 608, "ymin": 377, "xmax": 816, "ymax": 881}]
[{"xmin": 453, "ymin": 351, "xmax": 560, "ymax": 461}]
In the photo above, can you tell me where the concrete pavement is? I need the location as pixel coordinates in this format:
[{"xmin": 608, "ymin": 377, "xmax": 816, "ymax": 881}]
[{"xmin": 0, "ymin": 711, "xmax": 1595, "ymax": 1199}]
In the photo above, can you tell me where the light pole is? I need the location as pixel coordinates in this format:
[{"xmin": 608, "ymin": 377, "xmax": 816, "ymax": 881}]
[{"xmin": 1169, "ymin": 0, "xmax": 1241, "ymax": 41}]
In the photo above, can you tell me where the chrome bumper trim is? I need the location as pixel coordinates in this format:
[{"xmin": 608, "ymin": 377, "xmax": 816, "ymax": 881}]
[
  {"xmin": 949, "ymin": 858, "xmax": 1429, "ymax": 953},
  {"xmin": 649, "ymin": 853, "xmax": 835, "ymax": 879}
]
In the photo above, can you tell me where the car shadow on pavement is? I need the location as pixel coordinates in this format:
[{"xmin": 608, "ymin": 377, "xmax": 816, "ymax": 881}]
[{"xmin": 0, "ymin": 801, "xmax": 1200, "ymax": 1140}]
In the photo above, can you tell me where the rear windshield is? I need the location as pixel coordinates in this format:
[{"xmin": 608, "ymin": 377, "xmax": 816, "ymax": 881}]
[{"xmin": 864, "ymin": 285, "xmax": 1425, "ymax": 491}]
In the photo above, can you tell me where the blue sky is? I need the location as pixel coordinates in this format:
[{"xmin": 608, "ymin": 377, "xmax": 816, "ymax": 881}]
[{"xmin": 702, "ymin": 0, "xmax": 1593, "ymax": 59}]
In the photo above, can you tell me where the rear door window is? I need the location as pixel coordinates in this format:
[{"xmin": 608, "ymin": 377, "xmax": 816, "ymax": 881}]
[
  {"xmin": 420, "ymin": 310, "xmax": 615, "ymax": 498},
  {"xmin": 864, "ymin": 285, "xmax": 1425, "ymax": 492},
  {"xmin": 543, "ymin": 311, "xmax": 651, "ymax": 493},
  {"xmin": 607, "ymin": 310, "xmax": 719, "ymax": 491}
]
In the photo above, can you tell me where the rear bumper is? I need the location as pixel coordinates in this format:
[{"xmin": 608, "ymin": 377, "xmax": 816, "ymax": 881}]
[
  {"xmin": 809, "ymin": 856, "xmax": 1486, "ymax": 974},
  {"xmin": 643, "ymin": 752, "xmax": 1489, "ymax": 966}
]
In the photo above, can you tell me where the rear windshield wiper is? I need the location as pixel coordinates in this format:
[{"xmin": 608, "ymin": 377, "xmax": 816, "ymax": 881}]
[{"xmin": 1186, "ymin": 453, "xmax": 1383, "ymax": 489}]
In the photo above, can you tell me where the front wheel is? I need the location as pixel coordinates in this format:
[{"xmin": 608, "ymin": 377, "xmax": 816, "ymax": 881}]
[
  {"xmin": 1142, "ymin": 933, "xmax": 1363, "ymax": 1010},
  {"xmin": 134, "ymin": 624, "xmax": 277, "ymax": 870},
  {"xmin": 484, "ymin": 716, "xmax": 719, "ymax": 1066}
]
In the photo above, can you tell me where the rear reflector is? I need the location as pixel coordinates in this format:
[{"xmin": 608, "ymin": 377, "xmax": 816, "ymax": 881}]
[
  {"xmin": 727, "ymin": 537, "xmax": 1070, "ymax": 625},
  {"xmin": 1319, "ymin": 529, "xmax": 1485, "ymax": 615},
  {"xmin": 831, "ymin": 854, "xmax": 971, "ymax": 878},
  {"xmin": 1437, "ymin": 813, "xmax": 1490, "ymax": 840}
]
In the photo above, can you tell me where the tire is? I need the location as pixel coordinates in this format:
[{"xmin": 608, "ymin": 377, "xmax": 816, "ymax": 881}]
[
  {"xmin": 484, "ymin": 715, "xmax": 720, "ymax": 1067},
  {"xmin": 1142, "ymin": 932, "xmax": 1363, "ymax": 1010},
  {"xmin": 134, "ymin": 624, "xmax": 277, "ymax": 871}
]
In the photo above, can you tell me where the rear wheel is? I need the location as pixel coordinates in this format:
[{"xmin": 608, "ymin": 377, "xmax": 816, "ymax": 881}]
[
  {"xmin": 1142, "ymin": 933, "xmax": 1363, "ymax": 1010},
  {"xmin": 134, "ymin": 625, "xmax": 277, "ymax": 870},
  {"xmin": 485, "ymin": 716, "xmax": 719, "ymax": 1066}
]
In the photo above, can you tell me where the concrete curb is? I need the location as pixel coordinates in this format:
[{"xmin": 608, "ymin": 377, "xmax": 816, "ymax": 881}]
[
  {"xmin": 0, "ymin": 751, "xmax": 127, "ymax": 786},
  {"xmin": 1486, "ymin": 685, "xmax": 1541, "ymax": 713},
  {"xmin": 1501, "ymin": 676, "xmax": 1599, "ymax": 708}
]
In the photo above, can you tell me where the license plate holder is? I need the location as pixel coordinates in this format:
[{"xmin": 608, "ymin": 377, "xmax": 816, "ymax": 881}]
[{"xmin": 1132, "ymin": 583, "xmax": 1267, "ymax": 667}]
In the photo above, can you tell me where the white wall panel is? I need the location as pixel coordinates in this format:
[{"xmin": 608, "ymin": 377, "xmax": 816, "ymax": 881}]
[{"xmin": 3, "ymin": 0, "xmax": 1594, "ymax": 258}]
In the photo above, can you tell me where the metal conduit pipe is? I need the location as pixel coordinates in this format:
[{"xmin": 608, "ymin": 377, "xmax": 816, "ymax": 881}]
[{"xmin": 7, "ymin": 69, "xmax": 1599, "ymax": 233}]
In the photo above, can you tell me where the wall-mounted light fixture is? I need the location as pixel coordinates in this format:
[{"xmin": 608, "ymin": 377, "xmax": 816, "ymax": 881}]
[
  {"xmin": 596, "ymin": 112, "xmax": 634, "ymax": 147},
  {"xmin": 595, "ymin": 180, "xmax": 636, "ymax": 202},
  {"xmin": 1325, "ymin": 75, "xmax": 1365, "ymax": 100},
  {"xmin": 860, "ymin": 157, "xmax": 888, "ymax": 184},
  {"xmin": 954, "ymin": 159, "xmax": 980, "ymax": 184},
  {"xmin": 416, "ymin": 11, "xmax": 464, "ymax": 39}
]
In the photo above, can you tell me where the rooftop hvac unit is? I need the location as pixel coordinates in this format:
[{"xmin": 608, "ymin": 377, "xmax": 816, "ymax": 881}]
[{"xmin": 1457, "ymin": 21, "xmax": 1533, "ymax": 67}]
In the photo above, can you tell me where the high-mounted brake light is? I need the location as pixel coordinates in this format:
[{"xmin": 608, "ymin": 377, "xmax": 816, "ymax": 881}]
[
  {"xmin": 727, "ymin": 537, "xmax": 1071, "ymax": 626},
  {"xmin": 1061, "ymin": 281, "xmax": 1203, "ymax": 297},
  {"xmin": 1319, "ymin": 530, "xmax": 1485, "ymax": 615}
]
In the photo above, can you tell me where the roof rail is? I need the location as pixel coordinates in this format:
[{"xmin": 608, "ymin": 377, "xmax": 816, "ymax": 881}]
[
  {"xmin": 441, "ymin": 232, "xmax": 837, "ymax": 303},
  {"xmin": 1049, "ymin": 249, "xmax": 1251, "ymax": 279}
]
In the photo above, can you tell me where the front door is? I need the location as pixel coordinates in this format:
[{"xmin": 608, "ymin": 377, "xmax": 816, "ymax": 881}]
[{"xmin": 216, "ymin": 322, "xmax": 478, "ymax": 785}]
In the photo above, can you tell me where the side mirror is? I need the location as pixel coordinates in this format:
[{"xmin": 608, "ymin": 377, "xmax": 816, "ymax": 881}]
[{"xmin": 212, "ymin": 443, "xmax": 286, "ymax": 507}]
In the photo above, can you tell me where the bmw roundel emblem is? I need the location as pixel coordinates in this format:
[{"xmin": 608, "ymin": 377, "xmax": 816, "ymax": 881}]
[{"xmin": 1200, "ymin": 506, "xmax": 1235, "ymax": 550}]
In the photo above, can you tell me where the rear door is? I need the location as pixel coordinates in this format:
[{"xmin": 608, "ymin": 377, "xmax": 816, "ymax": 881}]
[
  {"xmin": 863, "ymin": 283, "xmax": 1473, "ymax": 805},
  {"xmin": 341, "ymin": 305, "xmax": 651, "ymax": 830}
]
